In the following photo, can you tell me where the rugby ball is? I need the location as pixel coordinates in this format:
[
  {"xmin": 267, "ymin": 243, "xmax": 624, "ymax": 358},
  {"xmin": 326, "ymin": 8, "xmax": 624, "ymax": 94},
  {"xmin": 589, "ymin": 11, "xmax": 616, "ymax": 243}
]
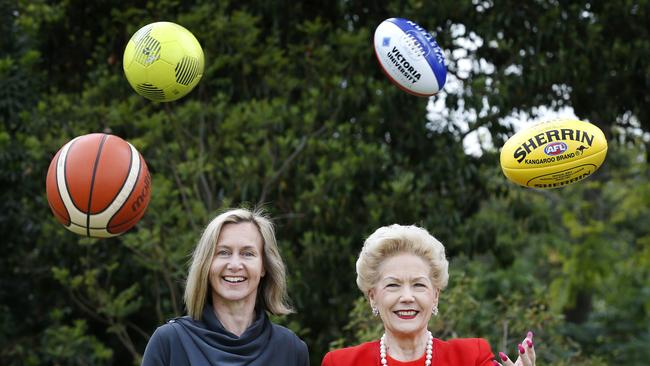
[
  {"xmin": 373, "ymin": 18, "xmax": 447, "ymax": 96},
  {"xmin": 500, "ymin": 119, "xmax": 608, "ymax": 189}
]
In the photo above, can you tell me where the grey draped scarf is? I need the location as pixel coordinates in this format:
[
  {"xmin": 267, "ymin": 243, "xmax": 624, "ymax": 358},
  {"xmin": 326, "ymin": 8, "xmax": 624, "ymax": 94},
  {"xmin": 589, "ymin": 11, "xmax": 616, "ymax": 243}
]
[{"xmin": 146, "ymin": 304, "xmax": 308, "ymax": 366}]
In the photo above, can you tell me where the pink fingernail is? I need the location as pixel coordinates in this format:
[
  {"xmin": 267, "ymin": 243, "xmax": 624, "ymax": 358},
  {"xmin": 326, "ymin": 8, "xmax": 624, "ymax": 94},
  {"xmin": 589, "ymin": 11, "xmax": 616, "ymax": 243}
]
[
  {"xmin": 499, "ymin": 352, "xmax": 508, "ymax": 362},
  {"xmin": 492, "ymin": 361, "xmax": 500, "ymax": 366},
  {"xmin": 526, "ymin": 339, "xmax": 533, "ymax": 348},
  {"xmin": 518, "ymin": 344, "xmax": 525, "ymax": 354},
  {"xmin": 527, "ymin": 330, "xmax": 534, "ymax": 339}
]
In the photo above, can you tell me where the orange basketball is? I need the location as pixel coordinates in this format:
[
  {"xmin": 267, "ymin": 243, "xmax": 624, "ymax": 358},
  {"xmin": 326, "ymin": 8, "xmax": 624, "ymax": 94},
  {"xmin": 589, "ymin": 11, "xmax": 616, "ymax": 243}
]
[{"xmin": 46, "ymin": 133, "xmax": 151, "ymax": 238}]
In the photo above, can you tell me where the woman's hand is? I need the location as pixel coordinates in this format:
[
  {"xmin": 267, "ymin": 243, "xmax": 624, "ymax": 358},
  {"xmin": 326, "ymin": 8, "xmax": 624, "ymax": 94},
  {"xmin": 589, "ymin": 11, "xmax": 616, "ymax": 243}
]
[{"xmin": 493, "ymin": 331, "xmax": 535, "ymax": 366}]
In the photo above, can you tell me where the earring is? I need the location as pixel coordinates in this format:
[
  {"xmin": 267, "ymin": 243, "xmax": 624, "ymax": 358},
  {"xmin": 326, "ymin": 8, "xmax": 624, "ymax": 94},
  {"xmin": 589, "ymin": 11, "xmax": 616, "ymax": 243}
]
[
  {"xmin": 372, "ymin": 307, "xmax": 379, "ymax": 316},
  {"xmin": 432, "ymin": 305, "xmax": 438, "ymax": 316}
]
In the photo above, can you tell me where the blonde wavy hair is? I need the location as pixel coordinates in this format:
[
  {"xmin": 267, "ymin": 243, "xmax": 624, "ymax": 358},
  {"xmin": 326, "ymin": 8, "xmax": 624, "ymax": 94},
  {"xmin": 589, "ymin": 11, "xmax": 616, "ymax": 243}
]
[
  {"xmin": 356, "ymin": 224, "xmax": 449, "ymax": 296},
  {"xmin": 184, "ymin": 208, "xmax": 293, "ymax": 319}
]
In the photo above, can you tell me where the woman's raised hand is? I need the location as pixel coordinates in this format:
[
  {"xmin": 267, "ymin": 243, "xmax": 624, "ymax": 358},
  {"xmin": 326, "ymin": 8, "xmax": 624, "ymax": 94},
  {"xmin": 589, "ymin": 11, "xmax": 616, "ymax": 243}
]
[{"xmin": 493, "ymin": 331, "xmax": 535, "ymax": 366}]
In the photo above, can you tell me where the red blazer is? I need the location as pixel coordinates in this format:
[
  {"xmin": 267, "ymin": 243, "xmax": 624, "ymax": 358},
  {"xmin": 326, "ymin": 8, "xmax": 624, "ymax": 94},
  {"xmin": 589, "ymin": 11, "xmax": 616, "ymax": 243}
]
[{"xmin": 322, "ymin": 338, "xmax": 494, "ymax": 366}]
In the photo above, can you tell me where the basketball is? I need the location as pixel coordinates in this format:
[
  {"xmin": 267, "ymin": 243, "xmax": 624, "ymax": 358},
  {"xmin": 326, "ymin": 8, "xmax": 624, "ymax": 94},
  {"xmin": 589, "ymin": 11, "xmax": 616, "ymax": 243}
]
[
  {"xmin": 500, "ymin": 118, "xmax": 608, "ymax": 189},
  {"xmin": 46, "ymin": 133, "xmax": 152, "ymax": 238}
]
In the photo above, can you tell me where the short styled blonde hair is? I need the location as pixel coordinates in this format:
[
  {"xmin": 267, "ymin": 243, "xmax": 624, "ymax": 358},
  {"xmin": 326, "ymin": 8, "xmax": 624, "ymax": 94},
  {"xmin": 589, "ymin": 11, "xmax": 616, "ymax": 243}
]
[
  {"xmin": 356, "ymin": 224, "xmax": 449, "ymax": 295},
  {"xmin": 184, "ymin": 208, "xmax": 293, "ymax": 319}
]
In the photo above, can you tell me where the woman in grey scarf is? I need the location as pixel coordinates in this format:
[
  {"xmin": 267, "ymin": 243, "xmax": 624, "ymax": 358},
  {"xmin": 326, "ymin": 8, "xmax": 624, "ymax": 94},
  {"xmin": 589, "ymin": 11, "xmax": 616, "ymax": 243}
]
[{"xmin": 142, "ymin": 208, "xmax": 309, "ymax": 366}]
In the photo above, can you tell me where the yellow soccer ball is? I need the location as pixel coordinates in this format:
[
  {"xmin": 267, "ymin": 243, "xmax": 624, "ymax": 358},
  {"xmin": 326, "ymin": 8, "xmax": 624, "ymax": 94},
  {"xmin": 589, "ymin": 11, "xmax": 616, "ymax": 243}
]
[{"xmin": 123, "ymin": 22, "xmax": 204, "ymax": 102}]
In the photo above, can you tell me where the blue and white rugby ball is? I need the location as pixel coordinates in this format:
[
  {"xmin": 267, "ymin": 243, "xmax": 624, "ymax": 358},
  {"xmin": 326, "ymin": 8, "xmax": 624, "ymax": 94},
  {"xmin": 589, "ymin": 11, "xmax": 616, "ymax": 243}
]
[{"xmin": 373, "ymin": 18, "xmax": 447, "ymax": 96}]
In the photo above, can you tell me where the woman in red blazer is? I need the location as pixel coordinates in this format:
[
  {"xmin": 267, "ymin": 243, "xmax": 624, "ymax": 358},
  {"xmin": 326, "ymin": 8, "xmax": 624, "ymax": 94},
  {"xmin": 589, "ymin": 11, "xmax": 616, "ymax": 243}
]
[{"xmin": 321, "ymin": 224, "xmax": 536, "ymax": 366}]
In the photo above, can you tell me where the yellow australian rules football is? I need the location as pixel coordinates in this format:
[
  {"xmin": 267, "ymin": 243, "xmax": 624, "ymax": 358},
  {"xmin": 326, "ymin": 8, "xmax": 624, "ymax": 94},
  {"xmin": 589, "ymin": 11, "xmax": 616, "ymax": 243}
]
[{"xmin": 500, "ymin": 118, "xmax": 608, "ymax": 189}]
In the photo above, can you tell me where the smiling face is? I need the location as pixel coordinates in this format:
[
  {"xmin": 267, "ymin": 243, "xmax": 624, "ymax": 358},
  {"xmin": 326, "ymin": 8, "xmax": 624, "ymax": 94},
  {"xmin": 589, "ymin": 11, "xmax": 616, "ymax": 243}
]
[
  {"xmin": 209, "ymin": 222, "xmax": 266, "ymax": 308},
  {"xmin": 368, "ymin": 253, "xmax": 439, "ymax": 338}
]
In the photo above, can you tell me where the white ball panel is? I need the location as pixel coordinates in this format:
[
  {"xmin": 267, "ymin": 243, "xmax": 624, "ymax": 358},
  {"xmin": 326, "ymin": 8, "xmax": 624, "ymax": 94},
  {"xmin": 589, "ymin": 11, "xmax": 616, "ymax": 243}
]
[
  {"xmin": 87, "ymin": 228, "xmax": 119, "ymax": 238},
  {"xmin": 374, "ymin": 21, "xmax": 440, "ymax": 95},
  {"xmin": 56, "ymin": 136, "xmax": 95, "ymax": 227},
  {"xmin": 87, "ymin": 140, "xmax": 140, "ymax": 227},
  {"xmin": 56, "ymin": 136, "xmax": 141, "ymax": 236}
]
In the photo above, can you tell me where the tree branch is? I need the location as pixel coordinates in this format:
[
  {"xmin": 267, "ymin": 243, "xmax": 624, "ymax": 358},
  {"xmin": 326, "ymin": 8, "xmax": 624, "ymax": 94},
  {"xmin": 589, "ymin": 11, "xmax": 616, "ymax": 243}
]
[
  {"xmin": 171, "ymin": 165, "xmax": 198, "ymax": 230},
  {"xmin": 258, "ymin": 135, "xmax": 308, "ymax": 205}
]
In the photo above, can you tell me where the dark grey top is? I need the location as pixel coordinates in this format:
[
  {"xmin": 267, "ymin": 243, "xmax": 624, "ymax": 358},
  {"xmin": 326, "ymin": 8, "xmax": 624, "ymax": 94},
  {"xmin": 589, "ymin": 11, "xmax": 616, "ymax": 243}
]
[{"xmin": 141, "ymin": 304, "xmax": 309, "ymax": 366}]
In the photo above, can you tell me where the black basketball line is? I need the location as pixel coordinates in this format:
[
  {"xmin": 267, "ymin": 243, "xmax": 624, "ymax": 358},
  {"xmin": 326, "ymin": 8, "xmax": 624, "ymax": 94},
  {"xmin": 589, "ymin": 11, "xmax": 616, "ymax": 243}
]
[
  {"xmin": 67, "ymin": 220, "xmax": 118, "ymax": 230},
  {"xmin": 108, "ymin": 208, "xmax": 145, "ymax": 233},
  {"xmin": 52, "ymin": 151, "xmax": 71, "ymax": 225},
  {"xmin": 108, "ymin": 196, "xmax": 147, "ymax": 233},
  {"xmin": 86, "ymin": 143, "xmax": 134, "ymax": 216},
  {"xmin": 64, "ymin": 138, "xmax": 85, "ymax": 213},
  {"xmin": 108, "ymin": 153, "xmax": 142, "ymax": 229},
  {"xmin": 49, "ymin": 203, "xmax": 71, "ymax": 224},
  {"xmin": 86, "ymin": 134, "xmax": 108, "ymax": 237}
]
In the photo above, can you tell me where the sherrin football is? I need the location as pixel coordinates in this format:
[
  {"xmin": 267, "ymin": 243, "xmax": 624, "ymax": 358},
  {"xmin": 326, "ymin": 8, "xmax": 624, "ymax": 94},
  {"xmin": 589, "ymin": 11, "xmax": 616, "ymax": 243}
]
[
  {"xmin": 500, "ymin": 119, "xmax": 608, "ymax": 189},
  {"xmin": 373, "ymin": 18, "xmax": 447, "ymax": 96}
]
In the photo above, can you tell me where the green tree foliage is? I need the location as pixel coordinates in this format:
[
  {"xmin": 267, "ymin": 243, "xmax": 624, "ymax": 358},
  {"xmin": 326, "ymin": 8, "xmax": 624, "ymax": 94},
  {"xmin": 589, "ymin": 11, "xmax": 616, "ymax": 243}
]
[{"xmin": 1, "ymin": 1, "xmax": 648, "ymax": 365}]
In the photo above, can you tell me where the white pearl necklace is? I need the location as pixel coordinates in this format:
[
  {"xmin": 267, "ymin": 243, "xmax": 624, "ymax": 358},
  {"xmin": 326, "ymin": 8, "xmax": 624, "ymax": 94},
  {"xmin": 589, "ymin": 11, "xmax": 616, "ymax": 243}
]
[{"xmin": 380, "ymin": 331, "xmax": 433, "ymax": 366}]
